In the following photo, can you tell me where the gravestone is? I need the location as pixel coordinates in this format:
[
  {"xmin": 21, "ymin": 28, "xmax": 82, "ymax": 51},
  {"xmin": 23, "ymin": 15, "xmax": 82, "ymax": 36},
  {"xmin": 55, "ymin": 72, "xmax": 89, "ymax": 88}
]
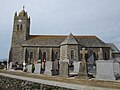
[
  {"xmin": 27, "ymin": 64, "xmax": 32, "ymax": 73},
  {"xmin": 87, "ymin": 54, "xmax": 95, "ymax": 75},
  {"xmin": 53, "ymin": 60, "xmax": 59, "ymax": 70},
  {"xmin": 96, "ymin": 60, "xmax": 120, "ymax": 81},
  {"xmin": 9, "ymin": 62, "xmax": 13, "ymax": 70},
  {"xmin": 79, "ymin": 48, "xmax": 88, "ymax": 78},
  {"xmin": 52, "ymin": 60, "xmax": 59, "ymax": 75},
  {"xmin": 34, "ymin": 63, "xmax": 41, "ymax": 74},
  {"xmin": 115, "ymin": 57, "xmax": 120, "ymax": 74},
  {"xmin": 69, "ymin": 61, "xmax": 80, "ymax": 76},
  {"xmin": 87, "ymin": 64, "xmax": 95, "ymax": 75},
  {"xmin": 41, "ymin": 62, "xmax": 45, "ymax": 69},
  {"xmin": 44, "ymin": 61, "xmax": 53, "ymax": 75},
  {"xmin": 23, "ymin": 61, "xmax": 26, "ymax": 71},
  {"xmin": 59, "ymin": 61, "xmax": 69, "ymax": 77},
  {"xmin": 73, "ymin": 61, "xmax": 81, "ymax": 73},
  {"xmin": 114, "ymin": 62, "xmax": 120, "ymax": 75}
]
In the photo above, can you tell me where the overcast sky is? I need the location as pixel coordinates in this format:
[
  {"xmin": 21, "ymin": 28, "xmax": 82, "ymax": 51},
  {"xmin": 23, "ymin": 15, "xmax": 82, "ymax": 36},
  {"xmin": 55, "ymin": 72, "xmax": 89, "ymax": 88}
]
[{"xmin": 0, "ymin": 0, "xmax": 120, "ymax": 60}]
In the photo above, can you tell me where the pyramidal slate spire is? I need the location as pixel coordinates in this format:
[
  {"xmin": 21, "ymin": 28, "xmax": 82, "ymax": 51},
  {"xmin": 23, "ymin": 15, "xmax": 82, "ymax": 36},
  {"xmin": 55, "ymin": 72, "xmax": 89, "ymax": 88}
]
[{"xmin": 60, "ymin": 33, "xmax": 78, "ymax": 45}]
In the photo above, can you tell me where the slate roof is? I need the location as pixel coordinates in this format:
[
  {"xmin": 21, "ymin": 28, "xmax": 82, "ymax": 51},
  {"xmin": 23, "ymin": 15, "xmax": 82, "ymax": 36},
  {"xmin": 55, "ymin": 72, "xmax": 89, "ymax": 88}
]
[
  {"xmin": 107, "ymin": 43, "xmax": 120, "ymax": 53},
  {"xmin": 60, "ymin": 33, "xmax": 78, "ymax": 45},
  {"xmin": 22, "ymin": 34, "xmax": 109, "ymax": 48}
]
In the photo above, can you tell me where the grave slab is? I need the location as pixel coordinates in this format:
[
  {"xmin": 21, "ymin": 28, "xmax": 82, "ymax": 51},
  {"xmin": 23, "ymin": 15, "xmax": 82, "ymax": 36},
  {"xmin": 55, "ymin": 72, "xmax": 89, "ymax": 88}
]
[
  {"xmin": 44, "ymin": 61, "xmax": 53, "ymax": 76},
  {"xmin": 73, "ymin": 61, "xmax": 81, "ymax": 73},
  {"xmin": 59, "ymin": 61, "xmax": 69, "ymax": 77},
  {"xmin": 52, "ymin": 60, "xmax": 59, "ymax": 75},
  {"xmin": 9, "ymin": 62, "xmax": 13, "ymax": 70},
  {"xmin": 34, "ymin": 63, "xmax": 41, "ymax": 74},
  {"xmin": 27, "ymin": 64, "xmax": 32, "ymax": 73},
  {"xmin": 96, "ymin": 60, "xmax": 120, "ymax": 81}
]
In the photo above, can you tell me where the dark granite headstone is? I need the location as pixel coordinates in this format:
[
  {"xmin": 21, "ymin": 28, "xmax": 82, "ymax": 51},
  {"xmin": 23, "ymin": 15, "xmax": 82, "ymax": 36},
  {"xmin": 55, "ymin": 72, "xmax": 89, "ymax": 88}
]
[{"xmin": 52, "ymin": 60, "xmax": 59, "ymax": 75}]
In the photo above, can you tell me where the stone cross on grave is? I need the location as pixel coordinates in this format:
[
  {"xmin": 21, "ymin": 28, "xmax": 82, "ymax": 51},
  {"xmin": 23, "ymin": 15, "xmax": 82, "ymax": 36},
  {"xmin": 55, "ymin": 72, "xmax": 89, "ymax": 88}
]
[
  {"xmin": 79, "ymin": 48, "xmax": 88, "ymax": 78},
  {"xmin": 23, "ymin": 61, "xmax": 26, "ymax": 71},
  {"xmin": 98, "ymin": 48, "xmax": 103, "ymax": 60}
]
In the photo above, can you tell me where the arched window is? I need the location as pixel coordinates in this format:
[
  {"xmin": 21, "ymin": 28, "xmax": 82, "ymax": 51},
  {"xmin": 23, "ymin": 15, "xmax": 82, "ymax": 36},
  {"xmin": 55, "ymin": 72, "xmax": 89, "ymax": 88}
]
[
  {"xmin": 30, "ymin": 52, "xmax": 33, "ymax": 63},
  {"xmin": 93, "ymin": 52, "xmax": 97, "ymax": 61},
  {"xmin": 20, "ymin": 24, "xmax": 22, "ymax": 30},
  {"xmin": 43, "ymin": 52, "xmax": 46, "ymax": 61},
  {"xmin": 71, "ymin": 50, "xmax": 74, "ymax": 59},
  {"xmin": 55, "ymin": 52, "xmax": 59, "ymax": 59},
  {"xmin": 30, "ymin": 52, "xmax": 33, "ymax": 59},
  {"xmin": 17, "ymin": 24, "xmax": 19, "ymax": 31},
  {"xmin": 104, "ymin": 52, "xmax": 108, "ymax": 60},
  {"xmin": 39, "ymin": 50, "xmax": 42, "ymax": 60},
  {"xmin": 25, "ymin": 49, "xmax": 28, "ymax": 63}
]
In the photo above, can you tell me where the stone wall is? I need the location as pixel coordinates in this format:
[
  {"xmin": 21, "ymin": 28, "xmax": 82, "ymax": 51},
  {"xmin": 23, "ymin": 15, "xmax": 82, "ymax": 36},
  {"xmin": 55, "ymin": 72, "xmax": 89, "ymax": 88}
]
[
  {"xmin": 24, "ymin": 47, "xmax": 60, "ymax": 63},
  {"xmin": 102, "ymin": 48, "xmax": 110, "ymax": 60},
  {"xmin": 113, "ymin": 53, "xmax": 120, "ymax": 58},
  {"xmin": 0, "ymin": 75, "xmax": 70, "ymax": 90},
  {"xmin": 86, "ymin": 47, "xmax": 111, "ymax": 60},
  {"xmin": 60, "ymin": 45, "xmax": 79, "ymax": 61},
  {"xmin": 0, "ymin": 74, "xmax": 120, "ymax": 90},
  {"xmin": 10, "ymin": 47, "xmax": 24, "ymax": 64}
]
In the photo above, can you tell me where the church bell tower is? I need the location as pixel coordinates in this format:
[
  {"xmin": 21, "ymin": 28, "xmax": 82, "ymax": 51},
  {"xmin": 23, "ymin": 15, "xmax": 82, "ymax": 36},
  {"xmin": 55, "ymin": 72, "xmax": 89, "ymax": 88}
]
[
  {"xmin": 12, "ymin": 7, "xmax": 30, "ymax": 46},
  {"xmin": 9, "ymin": 7, "xmax": 30, "ymax": 65}
]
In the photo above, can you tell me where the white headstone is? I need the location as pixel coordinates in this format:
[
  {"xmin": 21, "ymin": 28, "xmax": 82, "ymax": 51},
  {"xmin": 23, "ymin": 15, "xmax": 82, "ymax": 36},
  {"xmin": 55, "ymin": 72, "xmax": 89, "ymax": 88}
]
[
  {"xmin": 27, "ymin": 64, "xmax": 32, "ymax": 73},
  {"xmin": 9, "ymin": 62, "xmax": 13, "ymax": 70},
  {"xmin": 115, "ymin": 58, "xmax": 120, "ymax": 74},
  {"xmin": 96, "ymin": 60, "xmax": 120, "ymax": 81},
  {"xmin": 44, "ymin": 61, "xmax": 53, "ymax": 75},
  {"xmin": 114, "ymin": 62, "xmax": 120, "ymax": 75},
  {"xmin": 73, "ymin": 61, "xmax": 81, "ymax": 73},
  {"xmin": 34, "ymin": 63, "xmax": 41, "ymax": 74}
]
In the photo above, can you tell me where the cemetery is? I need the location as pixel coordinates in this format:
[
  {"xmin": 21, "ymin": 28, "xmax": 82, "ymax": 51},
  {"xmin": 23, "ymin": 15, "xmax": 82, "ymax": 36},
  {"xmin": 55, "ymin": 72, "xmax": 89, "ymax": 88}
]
[
  {"xmin": 5, "ymin": 48, "xmax": 120, "ymax": 89},
  {"xmin": 7, "ymin": 57, "xmax": 120, "ymax": 81},
  {"xmin": 2, "ymin": 8, "xmax": 120, "ymax": 89}
]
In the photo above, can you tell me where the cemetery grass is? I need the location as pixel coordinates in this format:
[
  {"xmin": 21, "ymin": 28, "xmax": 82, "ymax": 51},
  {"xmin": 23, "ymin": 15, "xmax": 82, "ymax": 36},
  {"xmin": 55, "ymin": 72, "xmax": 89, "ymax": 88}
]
[{"xmin": 0, "ymin": 70, "xmax": 120, "ymax": 89}]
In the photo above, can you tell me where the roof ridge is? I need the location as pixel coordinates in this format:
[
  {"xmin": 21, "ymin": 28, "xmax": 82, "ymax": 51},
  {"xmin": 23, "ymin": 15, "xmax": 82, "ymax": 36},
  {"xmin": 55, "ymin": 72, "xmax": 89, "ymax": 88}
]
[{"xmin": 30, "ymin": 35, "xmax": 97, "ymax": 39}]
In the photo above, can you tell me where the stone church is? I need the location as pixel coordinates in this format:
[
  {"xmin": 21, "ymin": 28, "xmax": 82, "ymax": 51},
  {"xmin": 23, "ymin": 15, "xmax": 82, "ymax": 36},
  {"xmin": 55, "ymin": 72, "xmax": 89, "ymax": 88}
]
[{"xmin": 9, "ymin": 9, "xmax": 120, "ymax": 66}]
